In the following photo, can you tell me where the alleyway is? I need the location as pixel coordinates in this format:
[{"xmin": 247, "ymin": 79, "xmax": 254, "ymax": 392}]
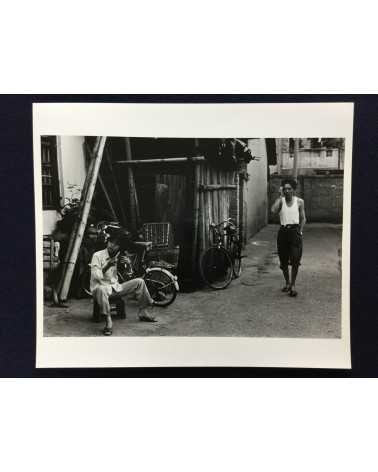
[{"xmin": 44, "ymin": 223, "xmax": 342, "ymax": 338}]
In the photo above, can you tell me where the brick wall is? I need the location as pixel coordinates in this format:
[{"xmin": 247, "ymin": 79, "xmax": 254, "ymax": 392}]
[{"xmin": 269, "ymin": 175, "xmax": 343, "ymax": 223}]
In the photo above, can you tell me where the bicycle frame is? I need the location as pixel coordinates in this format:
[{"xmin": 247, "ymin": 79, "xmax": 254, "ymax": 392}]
[
  {"xmin": 118, "ymin": 241, "xmax": 179, "ymax": 291},
  {"xmin": 209, "ymin": 218, "xmax": 240, "ymax": 250}
]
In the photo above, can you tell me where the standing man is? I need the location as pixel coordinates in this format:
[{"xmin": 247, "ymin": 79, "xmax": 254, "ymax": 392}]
[
  {"xmin": 90, "ymin": 233, "xmax": 156, "ymax": 336},
  {"xmin": 271, "ymin": 178, "xmax": 306, "ymax": 297}
]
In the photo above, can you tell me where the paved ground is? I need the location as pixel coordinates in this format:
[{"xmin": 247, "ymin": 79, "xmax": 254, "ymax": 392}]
[{"xmin": 44, "ymin": 223, "xmax": 342, "ymax": 338}]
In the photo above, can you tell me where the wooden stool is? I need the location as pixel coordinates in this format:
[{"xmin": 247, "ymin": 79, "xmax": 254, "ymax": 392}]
[{"xmin": 92, "ymin": 297, "xmax": 126, "ymax": 323}]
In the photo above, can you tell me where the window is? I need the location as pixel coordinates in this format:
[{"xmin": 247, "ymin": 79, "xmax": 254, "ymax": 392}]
[
  {"xmin": 326, "ymin": 149, "xmax": 333, "ymax": 157},
  {"xmin": 41, "ymin": 136, "xmax": 59, "ymax": 209}
]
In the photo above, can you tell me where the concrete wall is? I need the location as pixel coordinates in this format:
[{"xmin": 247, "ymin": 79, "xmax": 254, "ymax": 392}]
[
  {"xmin": 303, "ymin": 176, "xmax": 343, "ymax": 223},
  {"xmin": 244, "ymin": 139, "xmax": 268, "ymax": 239},
  {"xmin": 268, "ymin": 175, "xmax": 343, "ymax": 223},
  {"xmin": 43, "ymin": 136, "xmax": 87, "ymax": 235}
]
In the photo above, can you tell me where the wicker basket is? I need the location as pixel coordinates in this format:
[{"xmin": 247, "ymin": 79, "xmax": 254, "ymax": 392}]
[{"xmin": 142, "ymin": 222, "xmax": 172, "ymax": 248}]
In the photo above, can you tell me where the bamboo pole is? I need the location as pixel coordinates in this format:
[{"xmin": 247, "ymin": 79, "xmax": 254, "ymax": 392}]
[
  {"xmin": 55, "ymin": 137, "xmax": 101, "ymax": 300},
  {"xmin": 124, "ymin": 138, "xmax": 140, "ymax": 232},
  {"xmin": 58, "ymin": 137, "xmax": 107, "ymax": 302},
  {"xmin": 116, "ymin": 156, "xmax": 205, "ymax": 165}
]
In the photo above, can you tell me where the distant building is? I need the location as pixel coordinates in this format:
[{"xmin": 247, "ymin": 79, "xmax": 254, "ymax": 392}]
[{"xmin": 270, "ymin": 138, "xmax": 344, "ymax": 176}]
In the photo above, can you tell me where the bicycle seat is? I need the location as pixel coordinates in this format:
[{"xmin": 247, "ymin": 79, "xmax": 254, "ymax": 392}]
[{"xmin": 133, "ymin": 241, "xmax": 153, "ymax": 251}]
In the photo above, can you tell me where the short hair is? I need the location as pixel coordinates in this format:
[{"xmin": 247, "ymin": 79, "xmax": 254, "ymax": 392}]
[
  {"xmin": 281, "ymin": 178, "xmax": 297, "ymax": 190},
  {"xmin": 107, "ymin": 232, "xmax": 123, "ymax": 245},
  {"xmin": 108, "ymin": 229, "xmax": 132, "ymax": 249}
]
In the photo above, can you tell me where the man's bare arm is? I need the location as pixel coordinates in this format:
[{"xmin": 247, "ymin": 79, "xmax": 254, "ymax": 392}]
[
  {"xmin": 271, "ymin": 197, "xmax": 282, "ymax": 214},
  {"xmin": 298, "ymin": 198, "xmax": 306, "ymax": 233}
]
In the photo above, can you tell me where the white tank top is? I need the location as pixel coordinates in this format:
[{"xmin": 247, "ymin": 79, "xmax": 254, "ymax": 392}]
[{"xmin": 279, "ymin": 196, "xmax": 299, "ymax": 225}]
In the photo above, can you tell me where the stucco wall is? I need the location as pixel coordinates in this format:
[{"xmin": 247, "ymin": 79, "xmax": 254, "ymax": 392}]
[
  {"xmin": 43, "ymin": 136, "xmax": 86, "ymax": 235},
  {"xmin": 245, "ymin": 139, "xmax": 268, "ymax": 239},
  {"xmin": 58, "ymin": 136, "xmax": 87, "ymax": 202},
  {"xmin": 43, "ymin": 210, "xmax": 59, "ymax": 235}
]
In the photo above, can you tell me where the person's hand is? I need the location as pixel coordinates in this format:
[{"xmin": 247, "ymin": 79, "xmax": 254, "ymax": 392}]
[
  {"xmin": 119, "ymin": 255, "xmax": 130, "ymax": 266},
  {"xmin": 109, "ymin": 256, "xmax": 118, "ymax": 266},
  {"xmin": 103, "ymin": 255, "xmax": 118, "ymax": 272}
]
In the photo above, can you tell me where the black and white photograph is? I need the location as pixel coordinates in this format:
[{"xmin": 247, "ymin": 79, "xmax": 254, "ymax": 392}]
[{"xmin": 34, "ymin": 103, "xmax": 352, "ymax": 368}]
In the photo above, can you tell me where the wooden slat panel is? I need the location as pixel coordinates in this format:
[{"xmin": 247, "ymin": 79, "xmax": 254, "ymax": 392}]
[
  {"xmin": 210, "ymin": 166, "xmax": 215, "ymax": 226},
  {"xmin": 199, "ymin": 163, "xmax": 206, "ymax": 254},
  {"xmin": 204, "ymin": 165, "xmax": 210, "ymax": 248}
]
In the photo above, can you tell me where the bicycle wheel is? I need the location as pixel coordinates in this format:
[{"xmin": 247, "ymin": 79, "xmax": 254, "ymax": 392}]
[
  {"xmin": 144, "ymin": 268, "xmax": 177, "ymax": 307},
  {"xmin": 200, "ymin": 247, "xmax": 233, "ymax": 289},
  {"xmin": 230, "ymin": 241, "xmax": 242, "ymax": 278}
]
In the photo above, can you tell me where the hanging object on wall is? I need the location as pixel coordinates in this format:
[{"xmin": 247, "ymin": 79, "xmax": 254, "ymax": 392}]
[{"xmin": 203, "ymin": 138, "xmax": 256, "ymax": 170}]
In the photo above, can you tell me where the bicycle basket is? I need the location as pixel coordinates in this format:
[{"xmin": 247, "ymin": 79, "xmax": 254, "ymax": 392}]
[{"xmin": 142, "ymin": 222, "xmax": 172, "ymax": 248}]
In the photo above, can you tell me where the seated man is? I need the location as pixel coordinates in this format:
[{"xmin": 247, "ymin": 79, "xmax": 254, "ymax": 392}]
[{"xmin": 90, "ymin": 232, "xmax": 156, "ymax": 336}]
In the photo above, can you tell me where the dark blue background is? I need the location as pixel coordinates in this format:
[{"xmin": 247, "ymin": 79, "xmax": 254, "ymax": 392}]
[{"xmin": 0, "ymin": 95, "xmax": 377, "ymax": 377}]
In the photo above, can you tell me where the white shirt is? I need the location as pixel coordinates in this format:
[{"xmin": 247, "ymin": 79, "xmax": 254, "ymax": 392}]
[
  {"xmin": 279, "ymin": 196, "xmax": 300, "ymax": 225},
  {"xmin": 90, "ymin": 248, "xmax": 122, "ymax": 295}
]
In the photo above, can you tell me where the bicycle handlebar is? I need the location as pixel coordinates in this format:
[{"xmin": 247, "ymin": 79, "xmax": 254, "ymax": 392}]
[{"xmin": 210, "ymin": 218, "xmax": 237, "ymax": 229}]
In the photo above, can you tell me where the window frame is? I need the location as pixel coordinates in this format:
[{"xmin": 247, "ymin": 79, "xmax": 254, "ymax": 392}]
[{"xmin": 41, "ymin": 136, "xmax": 60, "ymax": 210}]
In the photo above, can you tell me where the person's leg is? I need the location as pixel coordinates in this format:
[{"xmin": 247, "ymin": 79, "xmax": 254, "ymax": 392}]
[
  {"xmin": 281, "ymin": 266, "xmax": 290, "ymax": 290},
  {"xmin": 115, "ymin": 278, "xmax": 156, "ymax": 321},
  {"xmin": 277, "ymin": 229, "xmax": 290, "ymax": 291},
  {"xmin": 288, "ymin": 229, "xmax": 303, "ymax": 296},
  {"xmin": 289, "ymin": 264, "xmax": 299, "ymax": 295},
  {"xmin": 93, "ymin": 286, "xmax": 112, "ymax": 333}
]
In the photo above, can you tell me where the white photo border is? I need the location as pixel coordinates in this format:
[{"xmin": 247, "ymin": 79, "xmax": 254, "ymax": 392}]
[{"xmin": 34, "ymin": 102, "xmax": 353, "ymax": 368}]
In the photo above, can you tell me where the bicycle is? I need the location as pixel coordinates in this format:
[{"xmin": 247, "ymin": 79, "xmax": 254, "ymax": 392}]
[
  {"xmin": 80, "ymin": 230, "xmax": 179, "ymax": 307},
  {"xmin": 199, "ymin": 218, "xmax": 243, "ymax": 290}
]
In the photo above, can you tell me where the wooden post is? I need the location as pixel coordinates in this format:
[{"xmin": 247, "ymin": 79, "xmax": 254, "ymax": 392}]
[
  {"xmin": 239, "ymin": 174, "xmax": 245, "ymax": 245},
  {"xmin": 236, "ymin": 171, "xmax": 240, "ymax": 240},
  {"xmin": 293, "ymin": 138, "xmax": 300, "ymax": 180},
  {"xmin": 105, "ymin": 148, "xmax": 127, "ymax": 225},
  {"xmin": 198, "ymin": 164, "xmax": 205, "ymax": 256},
  {"xmin": 338, "ymin": 143, "xmax": 344, "ymax": 169},
  {"xmin": 98, "ymin": 174, "xmax": 118, "ymax": 221},
  {"xmin": 191, "ymin": 163, "xmax": 201, "ymax": 273},
  {"xmin": 124, "ymin": 138, "xmax": 140, "ymax": 232},
  {"xmin": 276, "ymin": 138, "xmax": 282, "ymax": 174},
  {"xmin": 58, "ymin": 137, "xmax": 107, "ymax": 302}
]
